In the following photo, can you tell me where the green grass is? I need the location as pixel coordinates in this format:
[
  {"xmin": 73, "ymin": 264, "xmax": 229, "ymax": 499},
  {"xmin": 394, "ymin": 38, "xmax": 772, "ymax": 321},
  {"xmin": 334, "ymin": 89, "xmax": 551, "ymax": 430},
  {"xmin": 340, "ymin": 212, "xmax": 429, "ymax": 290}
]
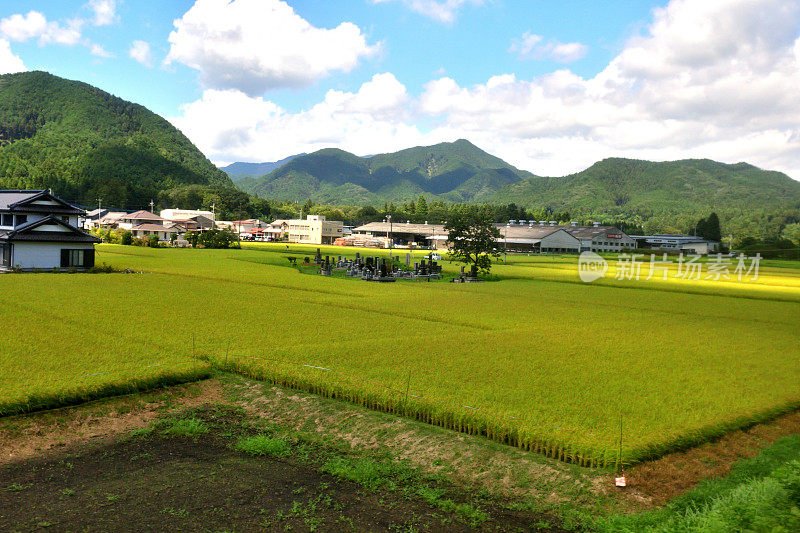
[
  {"xmin": 157, "ymin": 418, "xmax": 209, "ymax": 438},
  {"xmin": 236, "ymin": 435, "xmax": 292, "ymax": 457},
  {"xmin": 597, "ymin": 435, "xmax": 800, "ymax": 532},
  {"xmin": 1, "ymin": 244, "xmax": 799, "ymax": 467}
]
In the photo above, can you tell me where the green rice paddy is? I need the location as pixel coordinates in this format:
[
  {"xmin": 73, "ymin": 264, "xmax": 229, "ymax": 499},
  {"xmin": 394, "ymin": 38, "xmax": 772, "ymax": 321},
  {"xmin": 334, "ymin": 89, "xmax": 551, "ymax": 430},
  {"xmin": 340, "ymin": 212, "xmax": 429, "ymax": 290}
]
[{"xmin": 1, "ymin": 243, "xmax": 798, "ymax": 467}]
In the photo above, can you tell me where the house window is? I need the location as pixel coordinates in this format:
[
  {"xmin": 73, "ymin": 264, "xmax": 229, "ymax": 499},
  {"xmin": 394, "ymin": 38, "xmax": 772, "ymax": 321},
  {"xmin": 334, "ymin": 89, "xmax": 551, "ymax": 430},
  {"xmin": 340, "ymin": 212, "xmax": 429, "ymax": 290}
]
[
  {"xmin": 60, "ymin": 249, "xmax": 94, "ymax": 268},
  {"xmin": 1, "ymin": 214, "xmax": 12, "ymax": 226},
  {"xmin": 0, "ymin": 243, "xmax": 8, "ymax": 266},
  {"xmin": 15, "ymin": 214, "xmax": 27, "ymax": 226}
]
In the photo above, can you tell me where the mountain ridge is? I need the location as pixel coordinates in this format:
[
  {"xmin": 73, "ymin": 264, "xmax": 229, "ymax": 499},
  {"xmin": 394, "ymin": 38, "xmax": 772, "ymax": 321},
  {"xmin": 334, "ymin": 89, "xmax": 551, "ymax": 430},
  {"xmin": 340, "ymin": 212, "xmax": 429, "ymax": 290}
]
[
  {"xmin": 0, "ymin": 71, "xmax": 232, "ymax": 208},
  {"xmin": 236, "ymin": 143, "xmax": 800, "ymax": 236}
]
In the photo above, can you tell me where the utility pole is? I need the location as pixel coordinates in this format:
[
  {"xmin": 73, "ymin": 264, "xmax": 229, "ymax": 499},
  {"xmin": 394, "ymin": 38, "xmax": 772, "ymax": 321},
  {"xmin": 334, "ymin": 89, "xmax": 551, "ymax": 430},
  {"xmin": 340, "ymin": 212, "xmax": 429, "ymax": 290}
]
[
  {"xmin": 96, "ymin": 198, "xmax": 102, "ymax": 227},
  {"xmin": 149, "ymin": 199, "xmax": 155, "ymax": 213},
  {"xmin": 210, "ymin": 203, "xmax": 216, "ymax": 219}
]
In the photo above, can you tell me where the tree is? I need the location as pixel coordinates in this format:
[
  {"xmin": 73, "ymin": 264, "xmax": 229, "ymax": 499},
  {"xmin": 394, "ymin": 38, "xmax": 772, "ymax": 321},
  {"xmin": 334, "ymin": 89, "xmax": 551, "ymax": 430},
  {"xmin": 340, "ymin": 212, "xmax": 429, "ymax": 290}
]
[
  {"xmin": 696, "ymin": 212, "xmax": 722, "ymax": 241},
  {"xmin": 781, "ymin": 223, "xmax": 800, "ymax": 245},
  {"xmin": 445, "ymin": 208, "xmax": 501, "ymax": 275},
  {"xmin": 416, "ymin": 196, "xmax": 428, "ymax": 218},
  {"xmin": 197, "ymin": 229, "xmax": 238, "ymax": 249}
]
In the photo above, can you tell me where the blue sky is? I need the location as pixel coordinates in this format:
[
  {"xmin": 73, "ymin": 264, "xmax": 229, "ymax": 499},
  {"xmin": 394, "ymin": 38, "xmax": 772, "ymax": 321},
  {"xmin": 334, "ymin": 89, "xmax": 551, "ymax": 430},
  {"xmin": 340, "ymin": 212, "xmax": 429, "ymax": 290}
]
[{"xmin": 1, "ymin": 0, "xmax": 799, "ymax": 179}]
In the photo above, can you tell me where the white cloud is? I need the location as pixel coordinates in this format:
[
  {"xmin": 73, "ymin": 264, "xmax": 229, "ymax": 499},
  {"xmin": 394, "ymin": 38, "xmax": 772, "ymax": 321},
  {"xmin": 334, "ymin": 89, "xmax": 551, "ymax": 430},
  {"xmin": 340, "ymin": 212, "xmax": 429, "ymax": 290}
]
[
  {"xmin": 90, "ymin": 43, "xmax": 113, "ymax": 58},
  {"xmin": 173, "ymin": 0, "xmax": 800, "ymax": 181},
  {"xmin": 165, "ymin": 0, "xmax": 380, "ymax": 95},
  {"xmin": 0, "ymin": 38, "xmax": 26, "ymax": 74},
  {"xmin": 510, "ymin": 32, "xmax": 588, "ymax": 63},
  {"xmin": 0, "ymin": 11, "xmax": 82, "ymax": 46},
  {"xmin": 420, "ymin": 0, "xmax": 800, "ymax": 178},
  {"xmin": 170, "ymin": 73, "xmax": 430, "ymax": 164},
  {"xmin": 86, "ymin": 0, "xmax": 118, "ymax": 26},
  {"xmin": 371, "ymin": 0, "xmax": 486, "ymax": 24},
  {"xmin": 129, "ymin": 40, "xmax": 153, "ymax": 67}
]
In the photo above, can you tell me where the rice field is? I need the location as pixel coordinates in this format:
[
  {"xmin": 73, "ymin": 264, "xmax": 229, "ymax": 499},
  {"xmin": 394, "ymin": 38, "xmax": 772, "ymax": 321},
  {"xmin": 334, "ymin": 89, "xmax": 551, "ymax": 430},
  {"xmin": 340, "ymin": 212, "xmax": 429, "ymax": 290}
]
[{"xmin": 1, "ymin": 243, "xmax": 799, "ymax": 468}]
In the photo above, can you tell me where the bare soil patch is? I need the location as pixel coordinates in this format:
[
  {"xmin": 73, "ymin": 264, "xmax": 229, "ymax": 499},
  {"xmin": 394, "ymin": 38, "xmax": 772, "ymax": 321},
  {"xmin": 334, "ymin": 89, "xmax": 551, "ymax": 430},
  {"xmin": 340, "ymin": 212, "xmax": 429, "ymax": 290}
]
[
  {"xmin": 1, "ymin": 433, "xmax": 485, "ymax": 532},
  {"xmin": 0, "ymin": 379, "xmax": 223, "ymax": 465}
]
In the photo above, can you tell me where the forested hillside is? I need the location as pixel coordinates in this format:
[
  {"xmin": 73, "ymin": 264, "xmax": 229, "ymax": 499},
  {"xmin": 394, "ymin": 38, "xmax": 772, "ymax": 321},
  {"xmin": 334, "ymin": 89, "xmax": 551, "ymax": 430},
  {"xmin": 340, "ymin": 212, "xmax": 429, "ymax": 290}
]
[
  {"xmin": 491, "ymin": 158, "xmax": 800, "ymax": 237},
  {"xmin": 0, "ymin": 71, "xmax": 232, "ymax": 208},
  {"xmin": 242, "ymin": 139, "xmax": 532, "ymax": 204}
]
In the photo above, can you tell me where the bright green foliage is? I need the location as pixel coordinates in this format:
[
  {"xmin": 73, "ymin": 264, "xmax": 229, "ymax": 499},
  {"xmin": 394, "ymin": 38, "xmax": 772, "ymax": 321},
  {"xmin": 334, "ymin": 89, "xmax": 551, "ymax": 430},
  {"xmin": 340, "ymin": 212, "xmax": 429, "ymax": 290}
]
[
  {"xmin": 236, "ymin": 435, "xmax": 291, "ymax": 457},
  {"xmin": 1, "ymin": 245, "xmax": 799, "ymax": 468},
  {"xmin": 445, "ymin": 207, "xmax": 501, "ymax": 274},
  {"xmin": 159, "ymin": 418, "xmax": 209, "ymax": 438},
  {"xmin": 0, "ymin": 71, "xmax": 231, "ymax": 207}
]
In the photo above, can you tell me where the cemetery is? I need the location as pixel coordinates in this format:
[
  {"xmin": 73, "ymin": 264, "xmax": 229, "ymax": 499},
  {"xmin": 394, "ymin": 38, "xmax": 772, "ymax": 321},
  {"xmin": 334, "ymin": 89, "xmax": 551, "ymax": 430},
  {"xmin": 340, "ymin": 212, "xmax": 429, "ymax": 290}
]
[{"xmin": 309, "ymin": 248, "xmax": 443, "ymax": 282}]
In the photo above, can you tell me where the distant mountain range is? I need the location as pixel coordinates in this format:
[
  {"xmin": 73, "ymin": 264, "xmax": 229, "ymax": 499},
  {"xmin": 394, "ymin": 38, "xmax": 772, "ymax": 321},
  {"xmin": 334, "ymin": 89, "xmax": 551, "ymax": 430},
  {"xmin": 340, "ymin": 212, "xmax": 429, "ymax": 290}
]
[
  {"xmin": 220, "ymin": 154, "xmax": 305, "ymax": 181},
  {"xmin": 0, "ymin": 71, "xmax": 232, "ymax": 208},
  {"xmin": 229, "ymin": 140, "xmax": 800, "ymax": 236},
  {"xmin": 234, "ymin": 139, "xmax": 534, "ymax": 205}
]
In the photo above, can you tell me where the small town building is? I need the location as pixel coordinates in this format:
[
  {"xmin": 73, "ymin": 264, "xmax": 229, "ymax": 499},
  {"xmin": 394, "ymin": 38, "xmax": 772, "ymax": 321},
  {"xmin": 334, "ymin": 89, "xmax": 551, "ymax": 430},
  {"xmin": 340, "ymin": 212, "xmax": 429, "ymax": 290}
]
[
  {"xmin": 160, "ymin": 209, "xmax": 216, "ymax": 224},
  {"xmin": 352, "ymin": 221, "xmax": 445, "ymax": 248},
  {"xmin": 351, "ymin": 220, "xmax": 636, "ymax": 253},
  {"xmin": 165, "ymin": 215, "xmax": 215, "ymax": 232},
  {"xmin": 630, "ymin": 234, "xmax": 719, "ymax": 254},
  {"xmin": 0, "ymin": 190, "xmax": 101, "ymax": 271},
  {"xmin": 130, "ymin": 223, "xmax": 178, "ymax": 241},
  {"xmin": 231, "ymin": 219, "xmax": 268, "ymax": 233},
  {"xmin": 564, "ymin": 223, "xmax": 638, "ymax": 252},
  {"xmin": 270, "ymin": 215, "xmax": 344, "ymax": 244}
]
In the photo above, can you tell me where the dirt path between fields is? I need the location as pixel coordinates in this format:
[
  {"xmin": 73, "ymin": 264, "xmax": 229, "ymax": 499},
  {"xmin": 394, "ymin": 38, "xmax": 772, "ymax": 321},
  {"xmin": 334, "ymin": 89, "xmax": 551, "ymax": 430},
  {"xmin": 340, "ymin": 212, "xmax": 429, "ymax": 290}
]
[{"xmin": 619, "ymin": 409, "xmax": 800, "ymax": 506}]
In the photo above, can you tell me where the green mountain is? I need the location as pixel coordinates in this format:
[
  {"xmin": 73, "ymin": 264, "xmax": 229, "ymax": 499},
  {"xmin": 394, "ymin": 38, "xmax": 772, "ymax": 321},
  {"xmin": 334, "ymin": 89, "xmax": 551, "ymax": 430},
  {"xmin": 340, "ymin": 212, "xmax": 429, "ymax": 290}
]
[
  {"xmin": 241, "ymin": 143, "xmax": 799, "ymax": 236},
  {"xmin": 242, "ymin": 139, "xmax": 533, "ymax": 204},
  {"xmin": 491, "ymin": 158, "xmax": 800, "ymax": 237},
  {"xmin": 0, "ymin": 71, "xmax": 232, "ymax": 208},
  {"xmin": 220, "ymin": 154, "xmax": 305, "ymax": 181}
]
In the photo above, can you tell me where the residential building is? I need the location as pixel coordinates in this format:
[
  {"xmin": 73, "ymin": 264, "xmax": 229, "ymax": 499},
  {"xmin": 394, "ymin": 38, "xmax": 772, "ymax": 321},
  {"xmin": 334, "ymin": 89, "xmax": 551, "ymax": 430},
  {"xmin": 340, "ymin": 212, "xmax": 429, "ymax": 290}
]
[
  {"xmin": 270, "ymin": 215, "xmax": 344, "ymax": 244},
  {"xmin": 0, "ymin": 190, "xmax": 101, "ymax": 271},
  {"xmin": 116, "ymin": 210, "xmax": 166, "ymax": 230},
  {"xmin": 165, "ymin": 215, "xmax": 215, "ymax": 233},
  {"xmin": 160, "ymin": 209, "xmax": 216, "ymax": 223}
]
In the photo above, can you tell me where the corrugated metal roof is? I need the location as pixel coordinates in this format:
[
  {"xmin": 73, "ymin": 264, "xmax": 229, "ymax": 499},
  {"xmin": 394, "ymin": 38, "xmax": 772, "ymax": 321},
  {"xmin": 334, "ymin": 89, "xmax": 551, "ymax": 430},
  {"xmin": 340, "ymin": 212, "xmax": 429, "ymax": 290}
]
[{"xmin": 354, "ymin": 222, "xmax": 445, "ymax": 234}]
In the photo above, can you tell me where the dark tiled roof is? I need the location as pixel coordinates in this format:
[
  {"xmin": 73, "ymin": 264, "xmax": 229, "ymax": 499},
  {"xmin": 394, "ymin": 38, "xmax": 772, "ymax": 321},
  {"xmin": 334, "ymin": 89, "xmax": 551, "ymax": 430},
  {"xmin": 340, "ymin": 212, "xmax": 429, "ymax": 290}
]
[
  {"xmin": 0, "ymin": 215, "xmax": 101, "ymax": 243},
  {"xmin": 4, "ymin": 231, "xmax": 101, "ymax": 243},
  {"xmin": 0, "ymin": 190, "xmax": 85, "ymax": 215}
]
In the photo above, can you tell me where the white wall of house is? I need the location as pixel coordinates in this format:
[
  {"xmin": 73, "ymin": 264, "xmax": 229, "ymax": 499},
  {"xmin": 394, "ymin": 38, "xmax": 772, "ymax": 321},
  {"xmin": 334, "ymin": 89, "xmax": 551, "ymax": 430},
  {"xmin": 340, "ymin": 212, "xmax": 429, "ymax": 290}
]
[{"xmin": 10, "ymin": 242, "xmax": 94, "ymax": 269}]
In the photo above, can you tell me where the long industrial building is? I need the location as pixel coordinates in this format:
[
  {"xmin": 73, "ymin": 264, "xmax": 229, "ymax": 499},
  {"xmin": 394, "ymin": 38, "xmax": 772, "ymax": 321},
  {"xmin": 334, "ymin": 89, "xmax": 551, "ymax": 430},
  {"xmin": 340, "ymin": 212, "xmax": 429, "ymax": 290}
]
[{"xmin": 351, "ymin": 220, "xmax": 636, "ymax": 253}]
